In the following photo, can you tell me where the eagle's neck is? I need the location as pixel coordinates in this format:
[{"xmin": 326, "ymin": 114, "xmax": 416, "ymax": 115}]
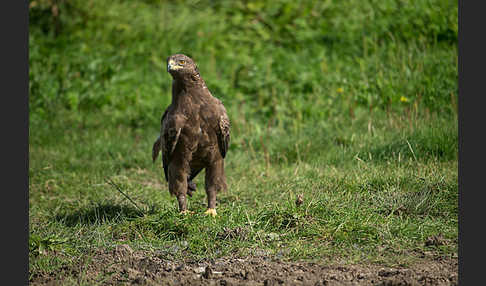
[{"xmin": 171, "ymin": 75, "xmax": 207, "ymax": 105}]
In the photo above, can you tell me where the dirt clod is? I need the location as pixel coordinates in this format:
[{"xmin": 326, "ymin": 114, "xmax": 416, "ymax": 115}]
[
  {"xmin": 195, "ymin": 266, "xmax": 206, "ymax": 274},
  {"xmin": 378, "ymin": 268, "xmax": 400, "ymax": 277},
  {"xmin": 203, "ymin": 265, "xmax": 213, "ymax": 279},
  {"xmin": 425, "ymin": 235, "xmax": 449, "ymax": 247}
]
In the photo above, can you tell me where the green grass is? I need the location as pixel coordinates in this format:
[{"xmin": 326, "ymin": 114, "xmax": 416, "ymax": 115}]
[
  {"xmin": 29, "ymin": 0, "xmax": 458, "ymax": 280},
  {"xmin": 29, "ymin": 110, "xmax": 457, "ymax": 274}
]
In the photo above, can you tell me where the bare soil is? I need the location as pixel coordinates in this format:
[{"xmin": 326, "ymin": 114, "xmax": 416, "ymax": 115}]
[{"xmin": 30, "ymin": 245, "xmax": 458, "ymax": 285}]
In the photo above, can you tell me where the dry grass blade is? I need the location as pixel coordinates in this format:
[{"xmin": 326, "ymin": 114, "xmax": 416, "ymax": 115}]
[{"xmin": 106, "ymin": 178, "xmax": 144, "ymax": 215}]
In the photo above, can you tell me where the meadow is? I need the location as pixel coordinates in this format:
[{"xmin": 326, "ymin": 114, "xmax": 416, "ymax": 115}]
[{"xmin": 29, "ymin": 0, "xmax": 458, "ymax": 283}]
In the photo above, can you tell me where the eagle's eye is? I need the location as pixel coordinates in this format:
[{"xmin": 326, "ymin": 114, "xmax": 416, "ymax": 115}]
[{"xmin": 179, "ymin": 60, "xmax": 186, "ymax": 65}]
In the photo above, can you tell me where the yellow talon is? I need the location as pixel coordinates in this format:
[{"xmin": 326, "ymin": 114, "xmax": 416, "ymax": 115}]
[
  {"xmin": 204, "ymin": 208, "xmax": 217, "ymax": 217},
  {"xmin": 180, "ymin": 210, "xmax": 194, "ymax": 215}
]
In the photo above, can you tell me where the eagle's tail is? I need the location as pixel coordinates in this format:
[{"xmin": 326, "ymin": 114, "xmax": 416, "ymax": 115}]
[{"xmin": 152, "ymin": 136, "xmax": 161, "ymax": 163}]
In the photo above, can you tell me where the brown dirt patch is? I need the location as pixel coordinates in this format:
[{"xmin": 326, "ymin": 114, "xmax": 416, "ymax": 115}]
[{"xmin": 30, "ymin": 245, "xmax": 458, "ymax": 285}]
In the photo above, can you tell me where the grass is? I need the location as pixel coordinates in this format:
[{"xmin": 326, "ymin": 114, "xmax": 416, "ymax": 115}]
[
  {"xmin": 29, "ymin": 0, "xmax": 458, "ymax": 281},
  {"xmin": 29, "ymin": 109, "xmax": 458, "ymax": 277}
]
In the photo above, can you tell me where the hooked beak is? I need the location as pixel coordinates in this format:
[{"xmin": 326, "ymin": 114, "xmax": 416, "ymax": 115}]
[{"xmin": 167, "ymin": 59, "xmax": 183, "ymax": 72}]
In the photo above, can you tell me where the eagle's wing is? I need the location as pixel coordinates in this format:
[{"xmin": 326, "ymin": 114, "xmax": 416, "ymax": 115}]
[
  {"xmin": 152, "ymin": 109, "xmax": 168, "ymax": 164},
  {"xmin": 161, "ymin": 111, "xmax": 185, "ymax": 181},
  {"xmin": 152, "ymin": 136, "xmax": 161, "ymax": 163},
  {"xmin": 216, "ymin": 106, "xmax": 231, "ymax": 158}
]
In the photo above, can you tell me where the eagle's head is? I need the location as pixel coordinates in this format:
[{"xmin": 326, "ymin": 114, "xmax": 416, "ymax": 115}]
[{"xmin": 167, "ymin": 54, "xmax": 199, "ymax": 79}]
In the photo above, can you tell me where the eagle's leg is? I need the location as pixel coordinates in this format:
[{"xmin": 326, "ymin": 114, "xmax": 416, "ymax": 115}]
[
  {"xmin": 177, "ymin": 194, "xmax": 188, "ymax": 213},
  {"xmin": 168, "ymin": 160, "xmax": 190, "ymax": 213},
  {"xmin": 187, "ymin": 180, "xmax": 196, "ymax": 197},
  {"xmin": 203, "ymin": 159, "xmax": 226, "ymax": 217},
  {"xmin": 187, "ymin": 167, "xmax": 203, "ymax": 197}
]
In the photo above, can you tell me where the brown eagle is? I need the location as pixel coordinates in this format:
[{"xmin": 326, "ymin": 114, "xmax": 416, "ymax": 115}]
[{"xmin": 152, "ymin": 54, "xmax": 230, "ymax": 217}]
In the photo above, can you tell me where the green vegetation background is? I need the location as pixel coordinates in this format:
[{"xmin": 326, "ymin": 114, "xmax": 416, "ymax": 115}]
[
  {"xmin": 29, "ymin": 0, "xmax": 457, "ymax": 125},
  {"xmin": 29, "ymin": 0, "xmax": 457, "ymax": 278}
]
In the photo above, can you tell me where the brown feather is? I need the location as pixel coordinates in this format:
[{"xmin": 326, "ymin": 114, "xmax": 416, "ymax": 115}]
[
  {"xmin": 155, "ymin": 54, "xmax": 231, "ymax": 213},
  {"xmin": 152, "ymin": 136, "xmax": 161, "ymax": 163}
]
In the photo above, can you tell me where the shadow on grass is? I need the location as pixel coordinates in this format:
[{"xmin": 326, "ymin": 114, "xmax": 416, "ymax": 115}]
[{"xmin": 55, "ymin": 203, "xmax": 157, "ymax": 227}]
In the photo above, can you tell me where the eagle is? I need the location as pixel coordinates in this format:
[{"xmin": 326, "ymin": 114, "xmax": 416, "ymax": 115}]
[{"xmin": 152, "ymin": 54, "xmax": 230, "ymax": 217}]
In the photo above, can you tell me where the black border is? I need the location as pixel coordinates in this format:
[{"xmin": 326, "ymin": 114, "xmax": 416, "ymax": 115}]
[
  {"xmin": 458, "ymin": 1, "xmax": 482, "ymax": 285},
  {"xmin": 8, "ymin": 0, "xmax": 470, "ymax": 285},
  {"xmin": 1, "ymin": 0, "xmax": 29, "ymax": 285}
]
